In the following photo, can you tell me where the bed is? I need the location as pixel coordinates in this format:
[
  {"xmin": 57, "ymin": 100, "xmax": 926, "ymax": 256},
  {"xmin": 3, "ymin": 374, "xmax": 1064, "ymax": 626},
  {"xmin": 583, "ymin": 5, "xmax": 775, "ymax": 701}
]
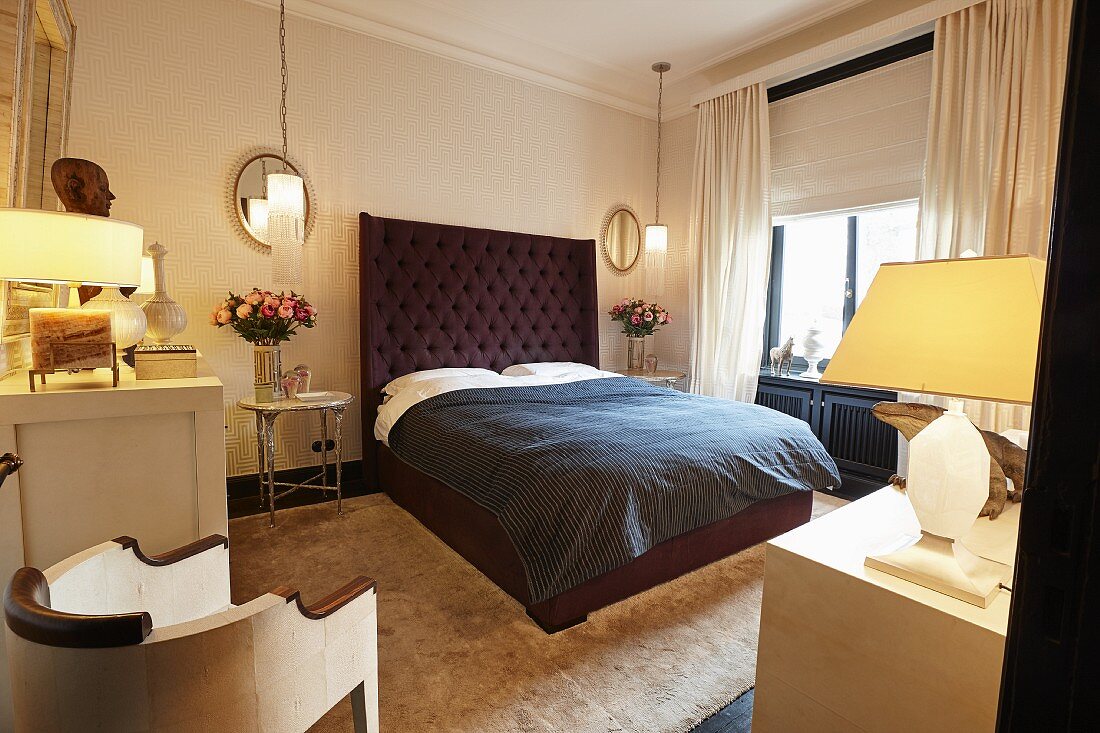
[{"xmin": 358, "ymin": 212, "xmax": 838, "ymax": 632}]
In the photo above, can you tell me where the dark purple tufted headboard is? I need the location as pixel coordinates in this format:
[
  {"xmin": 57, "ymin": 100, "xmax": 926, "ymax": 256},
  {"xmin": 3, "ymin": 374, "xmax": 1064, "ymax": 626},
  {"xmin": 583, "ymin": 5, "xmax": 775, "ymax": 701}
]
[{"xmin": 358, "ymin": 212, "xmax": 599, "ymax": 487}]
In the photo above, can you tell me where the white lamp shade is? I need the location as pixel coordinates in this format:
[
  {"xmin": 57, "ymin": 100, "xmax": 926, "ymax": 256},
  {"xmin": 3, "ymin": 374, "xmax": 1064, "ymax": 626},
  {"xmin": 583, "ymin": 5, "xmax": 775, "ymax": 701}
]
[
  {"xmin": 644, "ymin": 224, "xmax": 668, "ymax": 254},
  {"xmin": 135, "ymin": 256, "xmax": 156, "ymax": 295},
  {"xmin": 247, "ymin": 197, "xmax": 269, "ymax": 245},
  {"xmin": 267, "ymin": 172, "xmax": 305, "ymax": 289},
  {"xmin": 0, "ymin": 209, "xmax": 144, "ymax": 287}
]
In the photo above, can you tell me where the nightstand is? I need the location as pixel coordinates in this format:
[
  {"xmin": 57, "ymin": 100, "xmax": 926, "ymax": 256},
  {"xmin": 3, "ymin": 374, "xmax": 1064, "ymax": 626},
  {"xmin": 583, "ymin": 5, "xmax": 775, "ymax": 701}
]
[
  {"xmin": 614, "ymin": 368, "xmax": 686, "ymax": 389},
  {"xmin": 753, "ymin": 487, "xmax": 1018, "ymax": 732}
]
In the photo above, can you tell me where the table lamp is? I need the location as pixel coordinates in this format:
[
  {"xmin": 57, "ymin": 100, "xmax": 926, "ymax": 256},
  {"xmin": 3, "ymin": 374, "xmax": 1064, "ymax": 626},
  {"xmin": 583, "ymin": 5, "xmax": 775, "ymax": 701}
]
[
  {"xmin": 821, "ymin": 254, "xmax": 1045, "ymax": 607},
  {"xmin": 0, "ymin": 209, "xmax": 144, "ymax": 311}
]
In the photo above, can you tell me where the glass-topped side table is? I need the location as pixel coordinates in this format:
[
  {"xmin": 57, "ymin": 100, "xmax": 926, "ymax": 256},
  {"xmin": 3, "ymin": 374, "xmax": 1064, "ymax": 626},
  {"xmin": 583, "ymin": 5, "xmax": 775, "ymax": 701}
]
[
  {"xmin": 614, "ymin": 369, "xmax": 687, "ymax": 390},
  {"xmin": 237, "ymin": 391, "xmax": 354, "ymax": 527}
]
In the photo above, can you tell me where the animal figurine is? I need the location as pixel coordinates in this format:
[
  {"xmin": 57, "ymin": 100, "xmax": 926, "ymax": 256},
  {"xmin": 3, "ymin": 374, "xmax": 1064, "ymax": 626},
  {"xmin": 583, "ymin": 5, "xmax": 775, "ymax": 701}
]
[
  {"xmin": 871, "ymin": 402, "xmax": 1027, "ymax": 520},
  {"xmin": 769, "ymin": 337, "xmax": 795, "ymax": 376}
]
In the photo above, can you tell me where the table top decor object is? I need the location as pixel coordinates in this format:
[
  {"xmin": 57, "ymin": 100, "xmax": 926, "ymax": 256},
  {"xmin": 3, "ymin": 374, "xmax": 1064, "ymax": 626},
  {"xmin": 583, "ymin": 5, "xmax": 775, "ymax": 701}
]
[
  {"xmin": 134, "ymin": 344, "xmax": 197, "ymax": 380},
  {"xmin": 821, "ymin": 254, "xmax": 1044, "ymax": 607}
]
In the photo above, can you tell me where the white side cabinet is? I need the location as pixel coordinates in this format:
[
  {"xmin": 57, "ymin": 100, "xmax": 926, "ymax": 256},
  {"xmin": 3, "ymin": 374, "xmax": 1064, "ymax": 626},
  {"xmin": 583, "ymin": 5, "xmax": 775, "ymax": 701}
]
[
  {"xmin": 0, "ymin": 355, "xmax": 227, "ymax": 729},
  {"xmin": 753, "ymin": 488, "xmax": 1018, "ymax": 733}
]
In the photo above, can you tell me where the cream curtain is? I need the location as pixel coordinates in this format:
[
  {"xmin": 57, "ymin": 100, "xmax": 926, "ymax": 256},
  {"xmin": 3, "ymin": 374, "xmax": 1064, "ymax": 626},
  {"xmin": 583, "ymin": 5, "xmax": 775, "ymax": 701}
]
[
  {"xmin": 688, "ymin": 84, "xmax": 771, "ymax": 402},
  {"xmin": 908, "ymin": 0, "xmax": 1071, "ymax": 433}
]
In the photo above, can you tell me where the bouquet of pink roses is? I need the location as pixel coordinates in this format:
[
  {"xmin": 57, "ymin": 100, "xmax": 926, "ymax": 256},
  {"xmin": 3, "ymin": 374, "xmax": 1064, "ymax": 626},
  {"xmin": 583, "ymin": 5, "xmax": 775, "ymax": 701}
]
[
  {"xmin": 209, "ymin": 288, "xmax": 317, "ymax": 344},
  {"xmin": 608, "ymin": 298, "xmax": 671, "ymax": 337}
]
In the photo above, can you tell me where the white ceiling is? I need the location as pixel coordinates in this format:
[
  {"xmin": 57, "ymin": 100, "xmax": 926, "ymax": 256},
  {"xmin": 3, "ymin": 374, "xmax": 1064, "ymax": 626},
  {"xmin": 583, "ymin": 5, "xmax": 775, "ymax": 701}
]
[{"xmin": 271, "ymin": 0, "xmax": 870, "ymax": 117}]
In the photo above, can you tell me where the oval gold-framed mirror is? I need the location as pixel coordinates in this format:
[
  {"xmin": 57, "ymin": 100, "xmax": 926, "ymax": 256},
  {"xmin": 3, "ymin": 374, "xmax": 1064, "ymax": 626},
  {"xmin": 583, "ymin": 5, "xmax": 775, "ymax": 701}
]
[
  {"xmin": 227, "ymin": 148, "xmax": 316, "ymax": 252},
  {"xmin": 600, "ymin": 204, "xmax": 642, "ymax": 276}
]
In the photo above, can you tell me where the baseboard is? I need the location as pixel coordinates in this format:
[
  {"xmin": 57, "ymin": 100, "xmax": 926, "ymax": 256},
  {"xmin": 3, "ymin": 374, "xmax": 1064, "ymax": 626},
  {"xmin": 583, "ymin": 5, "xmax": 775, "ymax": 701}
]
[{"xmin": 226, "ymin": 460, "xmax": 378, "ymax": 519}]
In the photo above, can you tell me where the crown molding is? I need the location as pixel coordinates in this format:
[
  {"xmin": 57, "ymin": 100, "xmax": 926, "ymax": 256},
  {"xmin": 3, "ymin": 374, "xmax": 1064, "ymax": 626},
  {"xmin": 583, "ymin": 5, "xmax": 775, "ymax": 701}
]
[
  {"xmin": 691, "ymin": 0, "xmax": 982, "ymax": 106},
  {"xmin": 245, "ymin": 0, "xmax": 657, "ymax": 119}
]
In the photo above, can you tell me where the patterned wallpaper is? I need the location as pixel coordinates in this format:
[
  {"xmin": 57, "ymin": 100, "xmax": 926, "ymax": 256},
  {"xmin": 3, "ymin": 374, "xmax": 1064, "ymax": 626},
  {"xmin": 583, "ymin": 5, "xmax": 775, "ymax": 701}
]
[{"xmin": 63, "ymin": 0, "xmax": 659, "ymax": 476}]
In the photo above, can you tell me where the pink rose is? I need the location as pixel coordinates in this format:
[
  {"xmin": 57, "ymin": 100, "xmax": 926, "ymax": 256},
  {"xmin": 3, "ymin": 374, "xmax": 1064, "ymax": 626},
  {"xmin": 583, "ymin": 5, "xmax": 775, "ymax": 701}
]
[
  {"xmin": 644, "ymin": 312, "xmax": 654, "ymax": 321},
  {"xmin": 294, "ymin": 307, "xmax": 310, "ymax": 321},
  {"xmin": 277, "ymin": 304, "xmax": 294, "ymax": 318},
  {"xmin": 657, "ymin": 313, "xmax": 667, "ymax": 323},
  {"xmin": 665, "ymin": 315, "xmax": 672, "ymax": 323},
  {"xmin": 245, "ymin": 291, "xmax": 263, "ymax": 305},
  {"xmin": 282, "ymin": 297, "xmax": 297, "ymax": 308},
  {"xmin": 265, "ymin": 296, "xmax": 280, "ymax": 308},
  {"xmin": 634, "ymin": 307, "xmax": 643, "ymax": 314},
  {"xmin": 305, "ymin": 305, "xmax": 317, "ymax": 316},
  {"xmin": 261, "ymin": 303, "xmax": 277, "ymax": 318},
  {"xmin": 235, "ymin": 303, "xmax": 252, "ymax": 318},
  {"xmin": 631, "ymin": 315, "xmax": 641, "ymax": 325}
]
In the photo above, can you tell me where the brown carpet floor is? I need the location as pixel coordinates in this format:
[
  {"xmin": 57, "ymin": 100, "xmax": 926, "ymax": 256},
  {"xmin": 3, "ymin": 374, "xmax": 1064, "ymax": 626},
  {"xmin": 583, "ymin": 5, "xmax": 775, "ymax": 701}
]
[{"xmin": 229, "ymin": 491, "xmax": 847, "ymax": 732}]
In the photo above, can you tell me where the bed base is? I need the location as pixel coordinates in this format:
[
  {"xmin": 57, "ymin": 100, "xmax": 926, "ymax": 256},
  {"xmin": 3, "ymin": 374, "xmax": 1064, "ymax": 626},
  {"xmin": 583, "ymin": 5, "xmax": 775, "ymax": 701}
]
[{"xmin": 378, "ymin": 445, "xmax": 813, "ymax": 633}]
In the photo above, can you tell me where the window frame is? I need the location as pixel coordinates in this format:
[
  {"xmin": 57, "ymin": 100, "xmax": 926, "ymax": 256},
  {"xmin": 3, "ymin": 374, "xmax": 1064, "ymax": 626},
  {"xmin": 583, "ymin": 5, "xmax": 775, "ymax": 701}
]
[
  {"xmin": 761, "ymin": 215, "xmax": 858, "ymax": 373},
  {"xmin": 761, "ymin": 204, "xmax": 917, "ymax": 373}
]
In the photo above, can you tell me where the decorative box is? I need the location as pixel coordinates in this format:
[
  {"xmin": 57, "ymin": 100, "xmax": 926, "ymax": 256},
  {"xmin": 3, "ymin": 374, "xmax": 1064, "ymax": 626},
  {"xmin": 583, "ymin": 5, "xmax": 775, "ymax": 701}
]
[{"xmin": 135, "ymin": 344, "xmax": 198, "ymax": 380}]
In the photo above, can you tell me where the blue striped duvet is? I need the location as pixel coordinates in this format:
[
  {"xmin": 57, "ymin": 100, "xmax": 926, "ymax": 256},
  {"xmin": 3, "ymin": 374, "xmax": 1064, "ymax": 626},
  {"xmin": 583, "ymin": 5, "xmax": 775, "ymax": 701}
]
[{"xmin": 388, "ymin": 377, "xmax": 839, "ymax": 603}]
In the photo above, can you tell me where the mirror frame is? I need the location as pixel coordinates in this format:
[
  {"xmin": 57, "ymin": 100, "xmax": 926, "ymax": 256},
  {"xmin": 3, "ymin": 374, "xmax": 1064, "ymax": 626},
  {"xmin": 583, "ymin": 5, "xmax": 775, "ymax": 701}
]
[
  {"xmin": 226, "ymin": 147, "xmax": 316, "ymax": 252},
  {"xmin": 599, "ymin": 203, "xmax": 642, "ymax": 276},
  {"xmin": 3, "ymin": 0, "xmax": 75, "ymax": 208}
]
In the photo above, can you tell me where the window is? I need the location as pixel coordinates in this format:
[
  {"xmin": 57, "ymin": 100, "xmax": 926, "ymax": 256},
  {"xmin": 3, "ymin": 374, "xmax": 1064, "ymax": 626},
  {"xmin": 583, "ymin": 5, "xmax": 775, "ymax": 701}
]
[{"xmin": 763, "ymin": 202, "xmax": 919, "ymax": 369}]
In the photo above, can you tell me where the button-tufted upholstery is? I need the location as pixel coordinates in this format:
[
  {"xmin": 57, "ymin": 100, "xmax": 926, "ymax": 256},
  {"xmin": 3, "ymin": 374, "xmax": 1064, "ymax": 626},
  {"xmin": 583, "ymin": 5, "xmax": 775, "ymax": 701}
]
[{"xmin": 358, "ymin": 212, "xmax": 599, "ymax": 488}]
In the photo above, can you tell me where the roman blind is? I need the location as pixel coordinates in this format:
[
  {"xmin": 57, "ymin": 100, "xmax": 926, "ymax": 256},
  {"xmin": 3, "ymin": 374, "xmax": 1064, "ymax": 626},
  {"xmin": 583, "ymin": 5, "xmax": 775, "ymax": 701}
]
[{"xmin": 769, "ymin": 52, "xmax": 932, "ymax": 219}]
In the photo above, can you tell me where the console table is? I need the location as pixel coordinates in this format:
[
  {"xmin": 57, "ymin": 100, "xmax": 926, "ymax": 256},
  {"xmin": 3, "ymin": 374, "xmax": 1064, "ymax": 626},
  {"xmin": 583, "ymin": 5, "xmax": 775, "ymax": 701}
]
[{"xmin": 753, "ymin": 487, "xmax": 1018, "ymax": 732}]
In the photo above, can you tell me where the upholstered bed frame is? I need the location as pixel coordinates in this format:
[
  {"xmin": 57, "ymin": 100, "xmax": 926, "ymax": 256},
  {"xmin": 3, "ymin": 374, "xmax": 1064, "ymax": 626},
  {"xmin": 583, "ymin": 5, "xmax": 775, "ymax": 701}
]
[{"xmin": 358, "ymin": 212, "xmax": 811, "ymax": 632}]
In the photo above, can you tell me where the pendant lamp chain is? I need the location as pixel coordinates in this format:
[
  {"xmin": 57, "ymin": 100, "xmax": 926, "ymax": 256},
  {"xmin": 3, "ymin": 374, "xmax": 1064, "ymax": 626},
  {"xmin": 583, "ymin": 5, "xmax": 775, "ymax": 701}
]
[
  {"xmin": 279, "ymin": 0, "xmax": 289, "ymax": 171},
  {"xmin": 655, "ymin": 66, "xmax": 663, "ymax": 224},
  {"xmin": 651, "ymin": 62, "xmax": 670, "ymax": 225}
]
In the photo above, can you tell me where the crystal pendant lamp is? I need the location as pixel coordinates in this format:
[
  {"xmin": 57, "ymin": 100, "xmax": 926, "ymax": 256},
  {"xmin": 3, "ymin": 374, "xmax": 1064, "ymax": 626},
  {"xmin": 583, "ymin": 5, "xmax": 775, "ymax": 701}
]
[
  {"xmin": 268, "ymin": 0, "xmax": 305, "ymax": 290},
  {"xmin": 645, "ymin": 62, "xmax": 670, "ymax": 301},
  {"xmin": 645, "ymin": 62, "xmax": 670, "ymax": 256}
]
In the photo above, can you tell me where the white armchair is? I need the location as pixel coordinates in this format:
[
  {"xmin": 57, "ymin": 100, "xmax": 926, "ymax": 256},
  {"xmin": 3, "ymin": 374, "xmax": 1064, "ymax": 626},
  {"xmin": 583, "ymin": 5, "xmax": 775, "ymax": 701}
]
[{"xmin": 2, "ymin": 533, "xmax": 378, "ymax": 732}]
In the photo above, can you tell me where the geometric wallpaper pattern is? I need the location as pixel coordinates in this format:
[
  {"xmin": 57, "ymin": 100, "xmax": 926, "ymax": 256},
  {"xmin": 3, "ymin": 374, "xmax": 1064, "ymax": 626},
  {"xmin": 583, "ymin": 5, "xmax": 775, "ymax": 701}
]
[{"xmin": 65, "ymin": 0, "xmax": 659, "ymax": 476}]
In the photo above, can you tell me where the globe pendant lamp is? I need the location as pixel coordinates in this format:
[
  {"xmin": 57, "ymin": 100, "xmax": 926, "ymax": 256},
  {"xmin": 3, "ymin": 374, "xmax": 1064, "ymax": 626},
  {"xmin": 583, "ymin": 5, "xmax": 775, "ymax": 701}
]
[
  {"xmin": 645, "ymin": 62, "xmax": 670, "ymax": 301},
  {"xmin": 268, "ymin": 0, "xmax": 305, "ymax": 290}
]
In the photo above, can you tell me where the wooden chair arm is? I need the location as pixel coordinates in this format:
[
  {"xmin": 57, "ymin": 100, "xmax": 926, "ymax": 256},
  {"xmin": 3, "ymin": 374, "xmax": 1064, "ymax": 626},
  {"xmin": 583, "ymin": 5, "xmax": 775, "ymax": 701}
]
[
  {"xmin": 4, "ymin": 567, "xmax": 152, "ymax": 648},
  {"xmin": 112, "ymin": 534, "xmax": 228, "ymax": 566},
  {"xmin": 272, "ymin": 576, "xmax": 377, "ymax": 620}
]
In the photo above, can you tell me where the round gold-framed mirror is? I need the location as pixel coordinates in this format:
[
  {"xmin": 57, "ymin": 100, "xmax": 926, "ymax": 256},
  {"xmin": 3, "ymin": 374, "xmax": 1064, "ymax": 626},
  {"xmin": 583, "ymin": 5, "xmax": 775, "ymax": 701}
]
[
  {"xmin": 599, "ymin": 204, "xmax": 641, "ymax": 276},
  {"xmin": 227, "ymin": 148, "xmax": 316, "ymax": 252}
]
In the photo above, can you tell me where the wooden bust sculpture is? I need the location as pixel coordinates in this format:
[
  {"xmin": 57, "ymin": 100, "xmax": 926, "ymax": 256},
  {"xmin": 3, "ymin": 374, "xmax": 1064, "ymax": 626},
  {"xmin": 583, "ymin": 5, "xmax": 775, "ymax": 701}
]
[
  {"xmin": 50, "ymin": 158, "xmax": 116, "ymax": 217},
  {"xmin": 50, "ymin": 158, "xmax": 124, "ymax": 303}
]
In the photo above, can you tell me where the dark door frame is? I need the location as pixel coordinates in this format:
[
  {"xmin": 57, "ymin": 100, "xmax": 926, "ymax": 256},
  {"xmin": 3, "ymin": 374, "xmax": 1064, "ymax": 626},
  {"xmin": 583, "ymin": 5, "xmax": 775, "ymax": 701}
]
[{"xmin": 998, "ymin": 0, "xmax": 1100, "ymax": 729}]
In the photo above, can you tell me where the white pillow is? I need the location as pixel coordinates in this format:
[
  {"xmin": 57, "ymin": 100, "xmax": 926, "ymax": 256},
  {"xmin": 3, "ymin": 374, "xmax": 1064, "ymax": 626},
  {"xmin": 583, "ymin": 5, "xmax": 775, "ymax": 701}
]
[
  {"xmin": 502, "ymin": 361, "xmax": 604, "ymax": 378},
  {"xmin": 383, "ymin": 367, "xmax": 497, "ymax": 396}
]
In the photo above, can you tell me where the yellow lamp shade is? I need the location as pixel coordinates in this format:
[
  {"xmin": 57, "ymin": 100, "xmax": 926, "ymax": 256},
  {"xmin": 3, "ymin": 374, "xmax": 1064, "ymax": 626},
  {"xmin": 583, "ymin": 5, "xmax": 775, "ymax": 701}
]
[
  {"xmin": 820, "ymin": 254, "xmax": 1045, "ymax": 405},
  {"xmin": 0, "ymin": 209, "xmax": 144, "ymax": 287}
]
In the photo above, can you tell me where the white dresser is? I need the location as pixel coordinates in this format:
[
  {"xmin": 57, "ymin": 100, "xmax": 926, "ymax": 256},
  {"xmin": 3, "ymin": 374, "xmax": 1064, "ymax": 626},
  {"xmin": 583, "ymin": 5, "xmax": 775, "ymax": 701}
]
[
  {"xmin": 0, "ymin": 355, "xmax": 227, "ymax": 569},
  {"xmin": 0, "ymin": 355, "xmax": 227, "ymax": 728},
  {"xmin": 753, "ymin": 487, "xmax": 1018, "ymax": 733}
]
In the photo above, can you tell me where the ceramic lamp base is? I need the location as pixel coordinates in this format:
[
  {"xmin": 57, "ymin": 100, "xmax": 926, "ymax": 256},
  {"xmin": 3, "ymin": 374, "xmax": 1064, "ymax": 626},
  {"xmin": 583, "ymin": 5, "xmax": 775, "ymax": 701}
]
[
  {"xmin": 866, "ymin": 531, "xmax": 1007, "ymax": 608},
  {"xmin": 83, "ymin": 287, "xmax": 147, "ymax": 359}
]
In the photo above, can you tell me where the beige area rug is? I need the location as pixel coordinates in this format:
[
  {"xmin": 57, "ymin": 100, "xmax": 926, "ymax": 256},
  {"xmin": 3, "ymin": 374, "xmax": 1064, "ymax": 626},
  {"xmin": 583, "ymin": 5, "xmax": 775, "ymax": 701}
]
[{"xmin": 229, "ymin": 491, "xmax": 847, "ymax": 732}]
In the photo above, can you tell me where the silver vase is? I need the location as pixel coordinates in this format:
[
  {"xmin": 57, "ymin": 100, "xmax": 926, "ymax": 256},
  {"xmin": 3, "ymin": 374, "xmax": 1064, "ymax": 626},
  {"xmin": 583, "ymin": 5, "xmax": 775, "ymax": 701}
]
[
  {"xmin": 626, "ymin": 336, "xmax": 646, "ymax": 370},
  {"xmin": 253, "ymin": 344, "xmax": 282, "ymax": 402}
]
